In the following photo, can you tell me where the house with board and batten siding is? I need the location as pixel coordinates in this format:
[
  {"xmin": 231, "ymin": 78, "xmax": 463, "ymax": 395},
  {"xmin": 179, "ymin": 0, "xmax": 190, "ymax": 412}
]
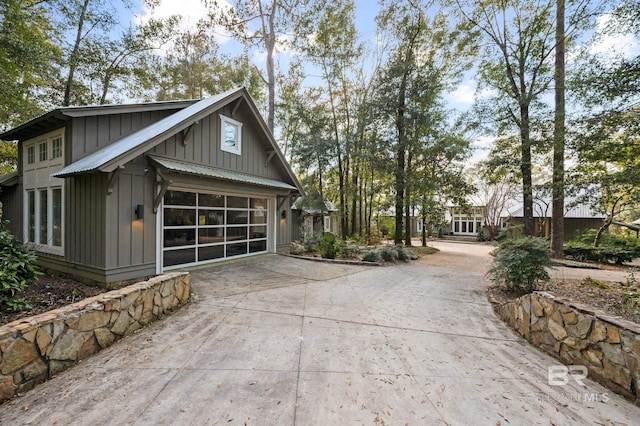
[{"xmin": 0, "ymin": 87, "xmax": 303, "ymax": 285}]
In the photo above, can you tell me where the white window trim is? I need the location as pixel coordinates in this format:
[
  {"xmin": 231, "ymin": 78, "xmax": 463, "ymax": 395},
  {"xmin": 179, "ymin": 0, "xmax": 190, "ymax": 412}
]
[
  {"xmin": 23, "ymin": 129, "xmax": 65, "ymax": 256},
  {"xmin": 24, "ymin": 187, "xmax": 64, "ymax": 256},
  {"xmin": 220, "ymin": 114, "xmax": 242, "ymax": 155}
]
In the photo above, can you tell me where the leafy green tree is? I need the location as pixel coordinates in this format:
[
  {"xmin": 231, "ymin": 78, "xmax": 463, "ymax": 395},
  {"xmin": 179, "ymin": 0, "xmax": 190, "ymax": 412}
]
[
  {"xmin": 457, "ymin": 0, "xmax": 557, "ymax": 237},
  {"xmin": 569, "ymin": 0, "xmax": 640, "ymax": 247},
  {"xmin": 571, "ymin": 108, "xmax": 640, "ymax": 246},
  {"xmin": 375, "ymin": 0, "xmax": 474, "ymax": 245},
  {"xmin": 299, "ymin": 0, "xmax": 362, "ymax": 239},
  {"xmin": 133, "ymin": 23, "xmax": 264, "ymax": 102},
  {"xmin": 0, "ymin": 0, "xmax": 60, "ymax": 129},
  {"xmin": 0, "ymin": 141, "xmax": 18, "ymax": 174}
]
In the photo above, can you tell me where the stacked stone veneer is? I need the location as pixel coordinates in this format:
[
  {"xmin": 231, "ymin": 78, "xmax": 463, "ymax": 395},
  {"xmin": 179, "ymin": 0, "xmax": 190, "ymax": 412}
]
[
  {"xmin": 0, "ymin": 272, "xmax": 190, "ymax": 403},
  {"xmin": 494, "ymin": 291, "xmax": 640, "ymax": 403}
]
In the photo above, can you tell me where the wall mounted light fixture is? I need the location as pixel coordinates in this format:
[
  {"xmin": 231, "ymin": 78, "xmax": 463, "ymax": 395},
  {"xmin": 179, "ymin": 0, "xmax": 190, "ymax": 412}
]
[
  {"xmin": 135, "ymin": 204, "xmax": 144, "ymax": 220},
  {"xmin": 281, "ymin": 210, "xmax": 287, "ymax": 219}
]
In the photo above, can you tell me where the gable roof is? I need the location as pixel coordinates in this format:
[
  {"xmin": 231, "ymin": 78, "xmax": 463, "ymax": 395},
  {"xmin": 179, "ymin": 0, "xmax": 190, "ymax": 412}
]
[
  {"xmin": 46, "ymin": 87, "xmax": 302, "ymax": 194},
  {"xmin": 291, "ymin": 197, "xmax": 337, "ymax": 214},
  {"xmin": 0, "ymin": 100, "xmax": 197, "ymax": 142}
]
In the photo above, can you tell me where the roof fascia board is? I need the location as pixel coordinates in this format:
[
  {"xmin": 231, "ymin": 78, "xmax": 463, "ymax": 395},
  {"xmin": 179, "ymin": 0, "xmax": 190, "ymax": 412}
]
[
  {"xmin": 0, "ymin": 110, "xmax": 66, "ymax": 141},
  {"xmin": 59, "ymin": 100, "xmax": 198, "ymax": 117}
]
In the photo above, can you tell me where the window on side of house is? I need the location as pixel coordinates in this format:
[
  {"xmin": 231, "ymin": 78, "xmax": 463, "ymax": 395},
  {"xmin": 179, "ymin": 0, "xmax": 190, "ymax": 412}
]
[
  {"xmin": 52, "ymin": 137, "xmax": 62, "ymax": 158},
  {"xmin": 23, "ymin": 130, "xmax": 65, "ymax": 254},
  {"xmin": 39, "ymin": 142, "xmax": 47, "ymax": 161},
  {"xmin": 27, "ymin": 146, "xmax": 35, "ymax": 164},
  {"xmin": 25, "ymin": 187, "xmax": 63, "ymax": 250},
  {"xmin": 220, "ymin": 115, "xmax": 242, "ymax": 155}
]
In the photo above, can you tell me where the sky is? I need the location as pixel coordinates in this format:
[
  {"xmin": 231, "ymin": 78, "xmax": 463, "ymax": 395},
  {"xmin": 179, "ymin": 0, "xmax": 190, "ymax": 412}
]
[{"xmin": 126, "ymin": 0, "xmax": 638, "ymax": 163}]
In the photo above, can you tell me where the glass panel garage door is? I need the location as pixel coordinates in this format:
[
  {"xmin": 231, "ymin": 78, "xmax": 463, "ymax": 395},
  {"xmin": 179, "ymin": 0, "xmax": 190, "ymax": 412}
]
[{"xmin": 163, "ymin": 190, "xmax": 268, "ymax": 268}]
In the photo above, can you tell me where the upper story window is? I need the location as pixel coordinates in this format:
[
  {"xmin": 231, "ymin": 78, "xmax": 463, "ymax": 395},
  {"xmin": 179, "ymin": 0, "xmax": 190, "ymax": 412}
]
[
  {"xmin": 24, "ymin": 131, "xmax": 63, "ymax": 170},
  {"xmin": 39, "ymin": 142, "xmax": 47, "ymax": 161},
  {"xmin": 52, "ymin": 137, "xmax": 62, "ymax": 158},
  {"xmin": 27, "ymin": 146, "xmax": 35, "ymax": 164},
  {"xmin": 220, "ymin": 115, "xmax": 242, "ymax": 155}
]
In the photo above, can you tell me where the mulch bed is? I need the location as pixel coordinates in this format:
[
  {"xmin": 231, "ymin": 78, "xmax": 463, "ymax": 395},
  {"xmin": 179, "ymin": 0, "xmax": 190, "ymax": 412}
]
[
  {"xmin": 488, "ymin": 276, "xmax": 640, "ymax": 324},
  {"xmin": 0, "ymin": 275, "xmax": 104, "ymax": 327}
]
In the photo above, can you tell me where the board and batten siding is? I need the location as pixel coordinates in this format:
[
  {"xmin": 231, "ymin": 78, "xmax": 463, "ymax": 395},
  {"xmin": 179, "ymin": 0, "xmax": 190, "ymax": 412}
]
[
  {"xmin": 276, "ymin": 196, "xmax": 293, "ymax": 254},
  {"xmin": 70, "ymin": 110, "xmax": 179, "ymax": 162},
  {"xmin": 66, "ymin": 173, "xmax": 107, "ymax": 269},
  {"xmin": 103, "ymin": 162, "xmax": 156, "ymax": 281},
  {"xmin": 149, "ymin": 104, "xmax": 282, "ymax": 181}
]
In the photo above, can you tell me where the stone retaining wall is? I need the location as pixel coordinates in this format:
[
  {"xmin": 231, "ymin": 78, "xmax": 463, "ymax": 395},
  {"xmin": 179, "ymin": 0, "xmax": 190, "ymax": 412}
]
[
  {"xmin": 493, "ymin": 291, "xmax": 640, "ymax": 403},
  {"xmin": 0, "ymin": 272, "xmax": 190, "ymax": 403}
]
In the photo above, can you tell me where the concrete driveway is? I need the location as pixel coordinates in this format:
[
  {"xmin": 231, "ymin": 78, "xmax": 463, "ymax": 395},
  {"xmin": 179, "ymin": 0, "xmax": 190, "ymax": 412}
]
[{"xmin": 2, "ymin": 245, "xmax": 639, "ymax": 425}]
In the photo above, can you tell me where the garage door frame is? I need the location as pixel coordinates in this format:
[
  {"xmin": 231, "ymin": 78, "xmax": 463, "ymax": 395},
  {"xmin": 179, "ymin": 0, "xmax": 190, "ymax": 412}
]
[{"xmin": 157, "ymin": 186, "xmax": 275, "ymax": 272}]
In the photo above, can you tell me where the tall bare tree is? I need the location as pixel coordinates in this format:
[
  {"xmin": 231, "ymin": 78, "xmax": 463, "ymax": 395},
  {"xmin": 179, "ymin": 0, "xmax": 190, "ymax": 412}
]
[{"xmin": 207, "ymin": 0, "xmax": 314, "ymax": 132}]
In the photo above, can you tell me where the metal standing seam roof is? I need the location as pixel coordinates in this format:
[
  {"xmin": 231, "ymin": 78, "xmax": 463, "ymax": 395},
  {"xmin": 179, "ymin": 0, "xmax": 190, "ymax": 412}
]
[
  {"xmin": 52, "ymin": 88, "xmax": 243, "ymax": 178},
  {"xmin": 148, "ymin": 155, "xmax": 297, "ymax": 190},
  {"xmin": 508, "ymin": 202, "xmax": 606, "ymax": 219}
]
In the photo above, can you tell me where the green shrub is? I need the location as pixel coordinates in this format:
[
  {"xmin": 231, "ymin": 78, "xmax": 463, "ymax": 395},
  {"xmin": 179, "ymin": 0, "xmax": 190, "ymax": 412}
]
[
  {"xmin": 488, "ymin": 237, "xmax": 551, "ymax": 295},
  {"xmin": 496, "ymin": 225, "xmax": 523, "ymax": 241},
  {"xmin": 0, "ymin": 222, "xmax": 40, "ymax": 310},
  {"xmin": 301, "ymin": 231, "xmax": 322, "ymax": 252},
  {"xmin": 564, "ymin": 242, "xmax": 635, "ymax": 264},
  {"xmin": 566, "ymin": 229, "xmax": 640, "ymax": 264},
  {"xmin": 380, "ymin": 245, "xmax": 399, "ymax": 262},
  {"xmin": 362, "ymin": 251, "xmax": 381, "ymax": 263},
  {"xmin": 340, "ymin": 241, "xmax": 362, "ymax": 259},
  {"xmin": 396, "ymin": 245, "xmax": 410, "ymax": 261},
  {"xmin": 290, "ymin": 241, "xmax": 305, "ymax": 255},
  {"xmin": 318, "ymin": 232, "xmax": 341, "ymax": 259}
]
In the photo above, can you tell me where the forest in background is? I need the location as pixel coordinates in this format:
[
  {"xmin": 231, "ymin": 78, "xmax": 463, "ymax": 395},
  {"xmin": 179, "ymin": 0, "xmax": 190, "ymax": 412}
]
[{"xmin": 0, "ymin": 0, "xmax": 638, "ymax": 251}]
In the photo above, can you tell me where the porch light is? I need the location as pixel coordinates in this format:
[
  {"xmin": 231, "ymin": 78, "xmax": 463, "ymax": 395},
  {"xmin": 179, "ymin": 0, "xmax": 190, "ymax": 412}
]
[{"xmin": 135, "ymin": 204, "xmax": 144, "ymax": 220}]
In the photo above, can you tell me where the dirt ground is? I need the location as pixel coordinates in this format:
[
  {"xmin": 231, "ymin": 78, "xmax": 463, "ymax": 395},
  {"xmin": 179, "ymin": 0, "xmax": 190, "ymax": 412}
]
[{"xmin": 0, "ymin": 275, "xmax": 103, "ymax": 326}]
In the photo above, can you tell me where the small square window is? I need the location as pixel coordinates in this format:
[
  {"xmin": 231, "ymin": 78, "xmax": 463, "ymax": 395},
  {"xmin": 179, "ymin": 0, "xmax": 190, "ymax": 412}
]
[
  {"xmin": 27, "ymin": 146, "xmax": 35, "ymax": 164},
  {"xmin": 52, "ymin": 138, "xmax": 62, "ymax": 158},
  {"xmin": 220, "ymin": 115, "xmax": 242, "ymax": 155},
  {"xmin": 39, "ymin": 142, "xmax": 47, "ymax": 161}
]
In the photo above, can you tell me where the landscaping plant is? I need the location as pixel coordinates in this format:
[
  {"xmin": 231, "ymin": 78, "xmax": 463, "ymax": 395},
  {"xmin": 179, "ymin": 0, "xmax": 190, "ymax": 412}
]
[
  {"xmin": 318, "ymin": 232, "xmax": 341, "ymax": 259},
  {"xmin": 0, "ymin": 221, "xmax": 40, "ymax": 310},
  {"xmin": 488, "ymin": 237, "xmax": 551, "ymax": 294},
  {"xmin": 564, "ymin": 229, "xmax": 640, "ymax": 264}
]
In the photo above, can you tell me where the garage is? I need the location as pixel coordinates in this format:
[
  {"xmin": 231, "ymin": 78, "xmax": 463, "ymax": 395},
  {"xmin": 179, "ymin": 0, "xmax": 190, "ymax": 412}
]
[{"xmin": 162, "ymin": 189, "xmax": 270, "ymax": 268}]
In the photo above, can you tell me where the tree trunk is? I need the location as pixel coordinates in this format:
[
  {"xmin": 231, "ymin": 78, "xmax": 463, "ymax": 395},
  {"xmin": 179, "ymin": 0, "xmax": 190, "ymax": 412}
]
[
  {"xmin": 63, "ymin": 0, "xmax": 90, "ymax": 106},
  {"xmin": 551, "ymin": 0, "xmax": 566, "ymax": 258},
  {"xmin": 594, "ymin": 218, "xmax": 611, "ymax": 247},
  {"xmin": 421, "ymin": 207, "xmax": 427, "ymax": 247},
  {"xmin": 520, "ymin": 103, "xmax": 534, "ymax": 236},
  {"xmin": 318, "ymin": 155, "xmax": 325, "ymax": 233},
  {"xmin": 404, "ymin": 151, "xmax": 413, "ymax": 246}
]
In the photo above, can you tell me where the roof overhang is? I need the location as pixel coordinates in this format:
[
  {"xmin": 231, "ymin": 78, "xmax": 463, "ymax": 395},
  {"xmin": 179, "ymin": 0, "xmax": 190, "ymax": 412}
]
[
  {"xmin": 0, "ymin": 171, "xmax": 18, "ymax": 187},
  {"xmin": 148, "ymin": 155, "xmax": 298, "ymax": 192}
]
